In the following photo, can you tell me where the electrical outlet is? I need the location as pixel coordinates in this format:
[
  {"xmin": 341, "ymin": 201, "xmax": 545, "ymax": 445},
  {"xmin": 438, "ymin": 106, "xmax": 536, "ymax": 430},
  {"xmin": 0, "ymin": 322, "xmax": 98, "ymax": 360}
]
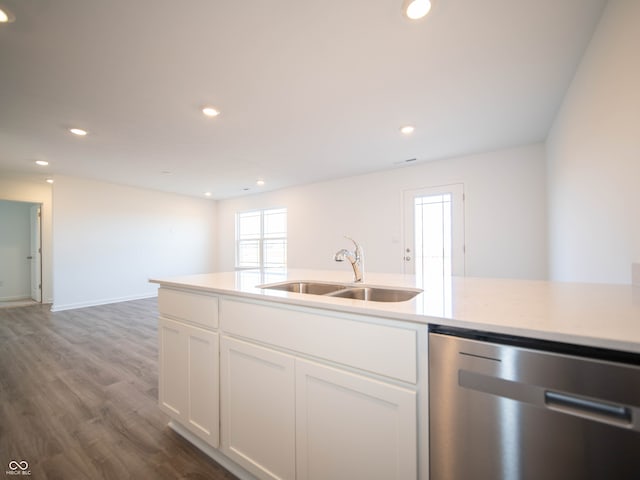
[
  {"xmin": 632, "ymin": 263, "xmax": 640, "ymax": 287},
  {"xmin": 0, "ymin": 280, "xmax": 4, "ymax": 287}
]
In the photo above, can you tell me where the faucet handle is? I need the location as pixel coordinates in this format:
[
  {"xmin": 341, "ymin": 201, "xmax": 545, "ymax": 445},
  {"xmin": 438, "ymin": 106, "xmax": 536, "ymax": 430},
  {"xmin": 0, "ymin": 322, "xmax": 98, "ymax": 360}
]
[
  {"xmin": 344, "ymin": 235, "xmax": 358, "ymax": 249},
  {"xmin": 343, "ymin": 235, "xmax": 363, "ymax": 259}
]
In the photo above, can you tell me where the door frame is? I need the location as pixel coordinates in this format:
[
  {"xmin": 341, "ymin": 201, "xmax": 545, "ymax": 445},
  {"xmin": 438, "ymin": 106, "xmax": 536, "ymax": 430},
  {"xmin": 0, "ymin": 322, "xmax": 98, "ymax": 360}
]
[{"xmin": 29, "ymin": 204, "xmax": 43, "ymax": 303}]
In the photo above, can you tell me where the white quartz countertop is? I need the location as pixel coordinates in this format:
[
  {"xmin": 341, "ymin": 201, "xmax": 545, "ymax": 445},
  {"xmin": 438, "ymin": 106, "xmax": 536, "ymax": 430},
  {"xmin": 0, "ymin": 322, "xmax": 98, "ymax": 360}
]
[{"xmin": 150, "ymin": 269, "xmax": 640, "ymax": 355}]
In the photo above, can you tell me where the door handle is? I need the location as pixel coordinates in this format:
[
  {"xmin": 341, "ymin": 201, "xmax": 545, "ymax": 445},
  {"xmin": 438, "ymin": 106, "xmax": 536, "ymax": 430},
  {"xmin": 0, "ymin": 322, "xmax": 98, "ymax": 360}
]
[{"xmin": 26, "ymin": 256, "xmax": 33, "ymax": 260}]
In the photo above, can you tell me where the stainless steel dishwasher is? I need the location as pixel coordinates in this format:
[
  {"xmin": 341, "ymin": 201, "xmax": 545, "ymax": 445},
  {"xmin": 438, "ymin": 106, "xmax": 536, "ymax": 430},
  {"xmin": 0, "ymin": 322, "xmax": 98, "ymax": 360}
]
[{"xmin": 429, "ymin": 327, "xmax": 640, "ymax": 480}]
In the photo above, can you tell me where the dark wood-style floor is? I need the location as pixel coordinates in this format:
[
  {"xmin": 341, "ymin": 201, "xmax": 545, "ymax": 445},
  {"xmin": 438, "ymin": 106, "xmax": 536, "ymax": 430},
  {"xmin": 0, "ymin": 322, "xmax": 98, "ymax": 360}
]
[{"xmin": 0, "ymin": 299, "xmax": 237, "ymax": 480}]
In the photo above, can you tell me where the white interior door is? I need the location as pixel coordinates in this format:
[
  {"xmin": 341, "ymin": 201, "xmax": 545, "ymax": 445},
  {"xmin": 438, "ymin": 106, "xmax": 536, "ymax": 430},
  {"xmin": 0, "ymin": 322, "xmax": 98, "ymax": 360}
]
[
  {"xmin": 403, "ymin": 184, "xmax": 465, "ymax": 277},
  {"xmin": 29, "ymin": 205, "xmax": 42, "ymax": 302}
]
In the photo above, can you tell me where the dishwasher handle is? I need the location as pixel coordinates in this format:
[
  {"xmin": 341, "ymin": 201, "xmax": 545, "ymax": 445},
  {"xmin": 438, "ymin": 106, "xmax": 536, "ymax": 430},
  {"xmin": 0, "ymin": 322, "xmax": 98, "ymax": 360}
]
[
  {"xmin": 459, "ymin": 369, "xmax": 637, "ymax": 430},
  {"xmin": 545, "ymin": 390, "xmax": 632, "ymax": 425}
]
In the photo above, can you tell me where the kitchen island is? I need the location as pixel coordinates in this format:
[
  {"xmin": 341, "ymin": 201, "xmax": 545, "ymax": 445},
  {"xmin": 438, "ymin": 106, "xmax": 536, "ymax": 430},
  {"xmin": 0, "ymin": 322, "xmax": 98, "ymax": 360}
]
[{"xmin": 150, "ymin": 269, "xmax": 640, "ymax": 480}]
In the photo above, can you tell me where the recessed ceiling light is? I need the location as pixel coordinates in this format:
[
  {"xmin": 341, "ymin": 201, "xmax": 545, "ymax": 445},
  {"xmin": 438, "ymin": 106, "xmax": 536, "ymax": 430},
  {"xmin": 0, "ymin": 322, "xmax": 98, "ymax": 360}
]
[
  {"xmin": 404, "ymin": 0, "xmax": 432, "ymax": 20},
  {"xmin": 204, "ymin": 192, "xmax": 212, "ymax": 197},
  {"xmin": 46, "ymin": 178, "xmax": 54, "ymax": 184},
  {"xmin": 256, "ymin": 179, "xmax": 265, "ymax": 186},
  {"xmin": 202, "ymin": 106, "xmax": 220, "ymax": 117},
  {"xmin": 0, "ymin": 7, "xmax": 15, "ymax": 23},
  {"xmin": 69, "ymin": 128, "xmax": 88, "ymax": 136},
  {"xmin": 35, "ymin": 160, "xmax": 49, "ymax": 166},
  {"xmin": 400, "ymin": 125, "xmax": 415, "ymax": 135}
]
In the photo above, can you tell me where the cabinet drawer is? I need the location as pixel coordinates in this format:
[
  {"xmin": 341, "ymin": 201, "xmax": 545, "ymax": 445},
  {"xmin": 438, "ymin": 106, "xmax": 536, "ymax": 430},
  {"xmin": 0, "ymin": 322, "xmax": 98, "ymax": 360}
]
[
  {"xmin": 220, "ymin": 298, "xmax": 417, "ymax": 383},
  {"xmin": 159, "ymin": 288, "xmax": 219, "ymax": 329}
]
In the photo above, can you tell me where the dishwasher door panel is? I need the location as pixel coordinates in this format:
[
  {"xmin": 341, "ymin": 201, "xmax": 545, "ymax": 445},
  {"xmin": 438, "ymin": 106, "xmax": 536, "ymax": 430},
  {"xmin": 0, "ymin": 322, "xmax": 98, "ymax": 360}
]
[{"xmin": 429, "ymin": 332, "xmax": 640, "ymax": 480}]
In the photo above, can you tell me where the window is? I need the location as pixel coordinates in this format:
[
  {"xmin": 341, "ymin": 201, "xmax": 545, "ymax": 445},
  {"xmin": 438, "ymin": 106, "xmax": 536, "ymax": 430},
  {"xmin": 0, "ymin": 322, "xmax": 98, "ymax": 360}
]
[{"xmin": 236, "ymin": 208, "xmax": 287, "ymax": 269}]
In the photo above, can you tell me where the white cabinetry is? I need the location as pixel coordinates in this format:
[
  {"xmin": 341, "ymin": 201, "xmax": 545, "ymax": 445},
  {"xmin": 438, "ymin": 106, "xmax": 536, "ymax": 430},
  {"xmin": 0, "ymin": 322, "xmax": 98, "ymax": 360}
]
[
  {"xmin": 158, "ymin": 288, "xmax": 220, "ymax": 448},
  {"xmin": 220, "ymin": 336, "xmax": 295, "ymax": 480},
  {"xmin": 220, "ymin": 297, "xmax": 421, "ymax": 480},
  {"xmin": 156, "ymin": 289, "xmax": 426, "ymax": 480}
]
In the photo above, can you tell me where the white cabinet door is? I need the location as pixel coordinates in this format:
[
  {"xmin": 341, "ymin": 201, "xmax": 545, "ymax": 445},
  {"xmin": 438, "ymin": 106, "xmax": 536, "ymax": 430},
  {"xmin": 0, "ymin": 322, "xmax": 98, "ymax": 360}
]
[
  {"xmin": 159, "ymin": 317, "xmax": 188, "ymax": 418},
  {"xmin": 184, "ymin": 323, "xmax": 219, "ymax": 447},
  {"xmin": 221, "ymin": 336, "xmax": 296, "ymax": 480},
  {"xmin": 295, "ymin": 359, "xmax": 417, "ymax": 480},
  {"xmin": 158, "ymin": 317, "xmax": 219, "ymax": 447}
]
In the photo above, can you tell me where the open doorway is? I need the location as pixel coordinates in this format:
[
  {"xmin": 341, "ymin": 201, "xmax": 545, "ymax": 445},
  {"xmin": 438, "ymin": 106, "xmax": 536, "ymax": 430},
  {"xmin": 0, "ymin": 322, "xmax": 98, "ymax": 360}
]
[{"xmin": 0, "ymin": 199, "xmax": 42, "ymax": 307}]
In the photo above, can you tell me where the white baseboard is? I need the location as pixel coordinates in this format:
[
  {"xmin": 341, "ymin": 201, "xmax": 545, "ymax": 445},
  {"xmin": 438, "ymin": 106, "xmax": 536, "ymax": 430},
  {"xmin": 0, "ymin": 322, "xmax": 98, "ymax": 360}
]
[
  {"xmin": 50, "ymin": 292, "xmax": 158, "ymax": 312},
  {"xmin": 0, "ymin": 294, "xmax": 32, "ymax": 302}
]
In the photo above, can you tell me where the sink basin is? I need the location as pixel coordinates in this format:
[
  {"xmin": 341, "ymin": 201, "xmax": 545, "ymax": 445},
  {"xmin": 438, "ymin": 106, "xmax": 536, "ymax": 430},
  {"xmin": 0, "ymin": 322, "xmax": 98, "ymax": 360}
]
[
  {"xmin": 327, "ymin": 286, "xmax": 421, "ymax": 302},
  {"xmin": 260, "ymin": 281, "xmax": 346, "ymax": 295},
  {"xmin": 259, "ymin": 281, "xmax": 422, "ymax": 303}
]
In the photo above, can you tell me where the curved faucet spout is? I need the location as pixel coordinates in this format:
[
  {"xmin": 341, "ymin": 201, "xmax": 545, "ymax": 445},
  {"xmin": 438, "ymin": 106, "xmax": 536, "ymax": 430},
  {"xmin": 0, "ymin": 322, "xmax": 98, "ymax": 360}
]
[
  {"xmin": 334, "ymin": 236, "xmax": 364, "ymax": 283},
  {"xmin": 333, "ymin": 248, "xmax": 351, "ymax": 262}
]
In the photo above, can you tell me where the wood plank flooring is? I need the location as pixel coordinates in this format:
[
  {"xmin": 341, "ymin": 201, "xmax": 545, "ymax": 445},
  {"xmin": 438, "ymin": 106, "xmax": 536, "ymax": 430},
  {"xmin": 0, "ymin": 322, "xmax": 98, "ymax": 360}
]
[{"xmin": 0, "ymin": 299, "xmax": 237, "ymax": 480}]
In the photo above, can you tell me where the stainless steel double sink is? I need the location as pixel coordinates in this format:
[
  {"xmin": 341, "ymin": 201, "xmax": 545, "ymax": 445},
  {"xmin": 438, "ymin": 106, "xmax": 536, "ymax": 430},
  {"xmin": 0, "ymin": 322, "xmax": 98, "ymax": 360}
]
[{"xmin": 259, "ymin": 281, "xmax": 422, "ymax": 303}]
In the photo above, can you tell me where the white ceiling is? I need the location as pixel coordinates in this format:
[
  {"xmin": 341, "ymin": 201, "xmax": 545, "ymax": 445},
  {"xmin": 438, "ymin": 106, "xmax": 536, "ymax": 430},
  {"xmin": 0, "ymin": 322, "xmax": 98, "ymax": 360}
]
[{"xmin": 0, "ymin": 0, "xmax": 606, "ymax": 199}]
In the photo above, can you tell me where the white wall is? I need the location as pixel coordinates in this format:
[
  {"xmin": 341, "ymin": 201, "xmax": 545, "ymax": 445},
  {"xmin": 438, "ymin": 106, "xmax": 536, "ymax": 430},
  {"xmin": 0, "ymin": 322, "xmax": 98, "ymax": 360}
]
[
  {"xmin": 0, "ymin": 173, "xmax": 53, "ymax": 303},
  {"xmin": 52, "ymin": 176, "xmax": 217, "ymax": 311},
  {"xmin": 546, "ymin": 0, "xmax": 640, "ymax": 284},
  {"xmin": 217, "ymin": 143, "xmax": 548, "ymax": 280},
  {"xmin": 0, "ymin": 200, "xmax": 32, "ymax": 300}
]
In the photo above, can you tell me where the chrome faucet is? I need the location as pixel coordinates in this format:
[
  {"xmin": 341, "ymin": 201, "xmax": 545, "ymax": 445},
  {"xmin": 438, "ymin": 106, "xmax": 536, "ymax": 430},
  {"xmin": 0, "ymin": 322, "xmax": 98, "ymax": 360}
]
[{"xmin": 334, "ymin": 236, "xmax": 364, "ymax": 283}]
